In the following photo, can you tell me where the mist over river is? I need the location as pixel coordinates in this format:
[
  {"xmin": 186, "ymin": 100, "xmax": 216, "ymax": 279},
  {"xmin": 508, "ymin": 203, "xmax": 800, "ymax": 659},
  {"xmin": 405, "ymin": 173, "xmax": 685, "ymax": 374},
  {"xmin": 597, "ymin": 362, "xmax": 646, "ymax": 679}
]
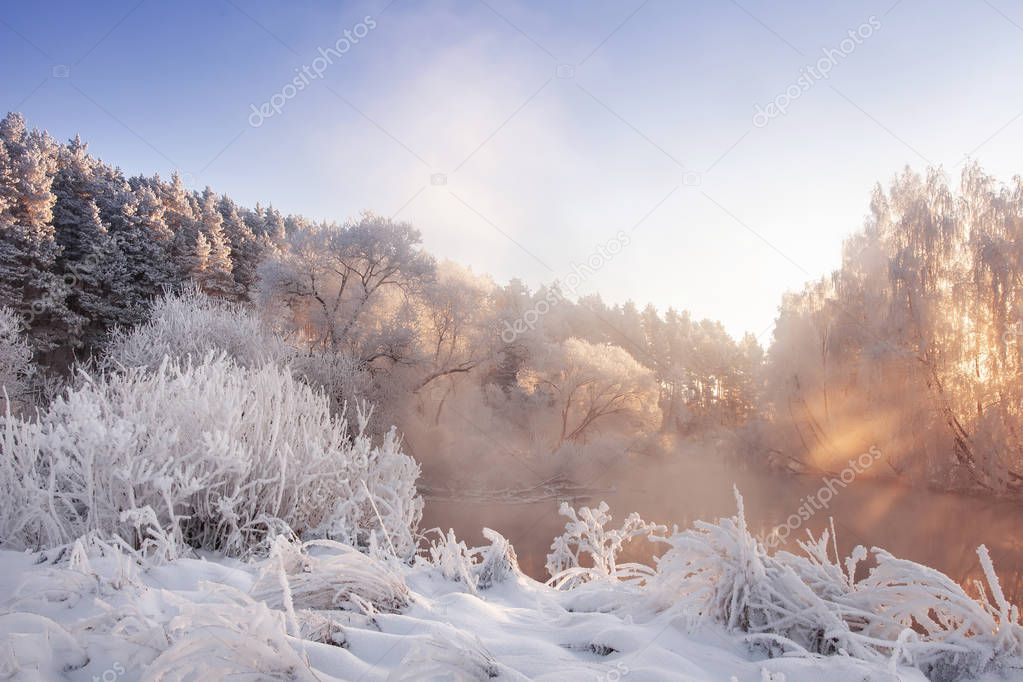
[{"xmin": 422, "ymin": 451, "xmax": 1023, "ymax": 596}]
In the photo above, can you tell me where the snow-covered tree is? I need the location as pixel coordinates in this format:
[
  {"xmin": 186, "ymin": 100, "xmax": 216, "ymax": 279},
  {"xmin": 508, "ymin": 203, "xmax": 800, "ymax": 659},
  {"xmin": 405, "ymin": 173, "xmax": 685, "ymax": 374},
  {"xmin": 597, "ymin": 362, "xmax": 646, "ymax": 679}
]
[
  {"xmin": 412, "ymin": 261, "xmax": 496, "ymax": 421},
  {"xmin": 260, "ymin": 212, "xmax": 435, "ymax": 358},
  {"xmin": 0, "ymin": 112, "xmax": 68, "ymax": 352},
  {"xmin": 160, "ymin": 171, "xmax": 199, "ymax": 279},
  {"xmin": 191, "ymin": 188, "xmax": 237, "ymax": 298},
  {"xmin": 51, "ymin": 135, "xmax": 132, "ymax": 349},
  {"xmin": 524, "ymin": 337, "xmax": 658, "ymax": 448},
  {"xmin": 763, "ymin": 165, "xmax": 1023, "ymax": 493},
  {"xmin": 192, "ymin": 229, "xmax": 210, "ymax": 276},
  {"xmin": 219, "ymin": 195, "xmax": 264, "ymax": 297},
  {"xmin": 114, "ymin": 183, "xmax": 177, "ymax": 305}
]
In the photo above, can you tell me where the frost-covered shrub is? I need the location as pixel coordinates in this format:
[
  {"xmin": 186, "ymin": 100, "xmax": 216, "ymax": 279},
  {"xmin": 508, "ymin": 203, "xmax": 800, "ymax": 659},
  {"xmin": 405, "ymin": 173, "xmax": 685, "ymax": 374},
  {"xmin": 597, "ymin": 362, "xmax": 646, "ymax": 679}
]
[
  {"xmin": 103, "ymin": 285, "xmax": 293, "ymax": 371},
  {"xmin": 309, "ymin": 413, "xmax": 423, "ymax": 560},
  {"xmin": 474, "ymin": 527, "xmax": 521, "ymax": 590},
  {"xmin": 647, "ymin": 491, "xmax": 870, "ymax": 650},
  {"xmin": 421, "ymin": 527, "xmax": 521, "ymax": 593},
  {"xmin": 252, "ymin": 537, "xmax": 410, "ymax": 614},
  {"xmin": 143, "ymin": 589, "xmax": 322, "ymax": 681},
  {"xmin": 0, "ymin": 355, "xmax": 422, "ymax": 558},
  {"xmin": 104, "ymin": 287, "xmax": 383, "ymax": 427},
  {"xmin": 851, "ymin": 545, "xmax": 1023, "ymax": 680},
  {"xmin": 546, "ymin": 501, "xmax": 665, "ymax": 590},
  {"xmin": 647, "ymin": 488, "xmax": 1023, "ymax": 680},
  {"xmin": 6, "ymin": 534, "xmax": 141, "ymax": 623},
  {"xmin": 425, "ymin": 528, "xmax": 479, "ymax": 593},
  {"xmin": 0, "ymin": 612, "xmax": 89, "ymax": 678},
  {"xmin": 0, "ymin": 306, "xmax": 34, "ymax": 414},
  {"xmin": 646, "ymin": 488, "xmax": 795, "ymax": 638},
  {"xmin": 388, "ymin": 627, "xmax": 502, "ymax": 681},
  {"xmin": 293, "ymin": 349, "xmax": 373, "ymax": 418}
]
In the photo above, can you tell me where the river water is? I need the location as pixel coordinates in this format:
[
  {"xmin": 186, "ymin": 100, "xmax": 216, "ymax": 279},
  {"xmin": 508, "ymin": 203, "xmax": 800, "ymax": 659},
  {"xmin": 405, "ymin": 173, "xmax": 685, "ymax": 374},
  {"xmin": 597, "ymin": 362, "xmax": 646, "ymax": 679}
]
[{"xmin": 421, "ymin": 454, "xmax": 1023, "ymax": 598}]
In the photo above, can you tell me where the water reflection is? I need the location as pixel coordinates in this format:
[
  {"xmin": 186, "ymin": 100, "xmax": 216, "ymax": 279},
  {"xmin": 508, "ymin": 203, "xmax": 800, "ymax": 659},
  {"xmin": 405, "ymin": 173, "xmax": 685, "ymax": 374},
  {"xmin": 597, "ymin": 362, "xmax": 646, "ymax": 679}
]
[{"xmin": 421, "ymin": 455, "xmax": 1023, "ymax": 599}]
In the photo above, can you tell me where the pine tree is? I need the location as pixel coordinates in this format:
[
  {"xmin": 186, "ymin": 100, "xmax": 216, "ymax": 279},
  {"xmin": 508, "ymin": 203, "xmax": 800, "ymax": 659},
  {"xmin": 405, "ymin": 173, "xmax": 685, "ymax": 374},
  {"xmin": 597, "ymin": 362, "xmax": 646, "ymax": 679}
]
[
  {"xmin": 138, "ymin": 185, "xmax": 177, "ymax": 279},
  {"xmin": 162, "ymin": 171, "xmax": 198, "ymax": 280},
  {"xmin": 192, "ymin": 230, "xmax": 210, "ymax": 281},
  {"xmin": 193, "ymin": 189, "xmax": 236, "ymax": 298},
  {"xmin": 113, "ymin": 184, "xmax": 178, "ymax": 311},
  {"xmin": 0, "ymin": 113, "xmax": 68, "ymax": 353},
  {"xmin": 51, "ymin": 135, "xmax": 131, "ymax": 349},
  {"xmin": 263, "ymin": 204, "xmax": 287, "ymax": 243},
  {"xmin": 219, "ymin": 195, "xmax": 263, "ymax": 298}
]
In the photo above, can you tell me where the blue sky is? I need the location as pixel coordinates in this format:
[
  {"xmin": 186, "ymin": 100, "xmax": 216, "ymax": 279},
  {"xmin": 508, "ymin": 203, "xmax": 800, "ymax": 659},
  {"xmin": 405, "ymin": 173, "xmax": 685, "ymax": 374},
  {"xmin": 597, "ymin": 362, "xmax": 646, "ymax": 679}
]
[{"xmin": 3, "ymin": 0, "xmax": 1023, "ymax": 340}]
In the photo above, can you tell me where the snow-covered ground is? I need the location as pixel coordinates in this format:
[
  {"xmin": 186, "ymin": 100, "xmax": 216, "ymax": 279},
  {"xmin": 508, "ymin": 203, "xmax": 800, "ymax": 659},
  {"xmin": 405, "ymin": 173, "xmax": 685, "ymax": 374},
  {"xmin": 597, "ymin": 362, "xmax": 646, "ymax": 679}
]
[{"xmin": 0, "ymin": 540, "xmax": 939, "ymax": 682}]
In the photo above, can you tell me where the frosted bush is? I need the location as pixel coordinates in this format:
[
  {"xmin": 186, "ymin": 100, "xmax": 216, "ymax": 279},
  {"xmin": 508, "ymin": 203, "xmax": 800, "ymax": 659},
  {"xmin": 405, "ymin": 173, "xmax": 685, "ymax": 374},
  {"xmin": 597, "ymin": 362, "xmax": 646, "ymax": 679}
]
[
  {"xmin": 309, "ymin": 412, "xmax": 423, "ymax": 560},
  {"xmin": 474, "ymin": 527, "xmax": 521, "ymax": 589},
  {"xmin": 422, "ymin": 527, "xmax": 522, "ymax": 593},
  {"xmin": 546, "ymin": 501, "xmax": 665, "ymax": 590},
  {"xmin": 6, "ymin": 534, "xmax": 141, "ymax": 623},
  {"xmin": 293, "ymin": 349, "xmax": 373, "ymax": 418},
  {"xmin": 388, "ymin": 627, "xmax": 503, "ymax": 681},
  {"xmin": 143, "ymin": 595, "xmax": 321, "ymax": 681},
  {"xmin": 647, "ymin": 488, "xmax": 798, "ymax": 639},
  {"xmin": 0, "ymin": 306, "xmax": 34, "ymax": 414},
  {"xmin": 646, "ymin": 491, "xmax": 888, "ymax": 654},
  {"xmin": 425, "ymin": 528, "xmax": 479, "ymax": 593},
  {"xmin": 252, "ymin": 537, "xmax": 410, "ymax": 614},
  {"xmin": 850, "ymin": 545, "xmax": 1023, "ymax": 679},
  {"xmin": 647, "ymin": 488, "xmax": 1023, "ymax": 680},
  {"xmin": 0, "ymin": 612, "xmax": 89, "ymax": 679},
  {"xmin": 0, "ymin": 354, "xmax": 422, "ymax": 559},
  {"xmin": 103, "ymin": 285, "xmax": 294, "ymax": 371}
]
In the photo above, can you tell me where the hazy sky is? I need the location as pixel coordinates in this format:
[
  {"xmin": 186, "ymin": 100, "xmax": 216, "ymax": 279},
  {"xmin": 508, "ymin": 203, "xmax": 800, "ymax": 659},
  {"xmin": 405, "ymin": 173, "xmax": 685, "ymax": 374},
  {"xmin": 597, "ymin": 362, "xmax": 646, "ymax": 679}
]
[{"xmin": 3, "ymin": 0, "xmax": 1022, "ymax": 340}]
